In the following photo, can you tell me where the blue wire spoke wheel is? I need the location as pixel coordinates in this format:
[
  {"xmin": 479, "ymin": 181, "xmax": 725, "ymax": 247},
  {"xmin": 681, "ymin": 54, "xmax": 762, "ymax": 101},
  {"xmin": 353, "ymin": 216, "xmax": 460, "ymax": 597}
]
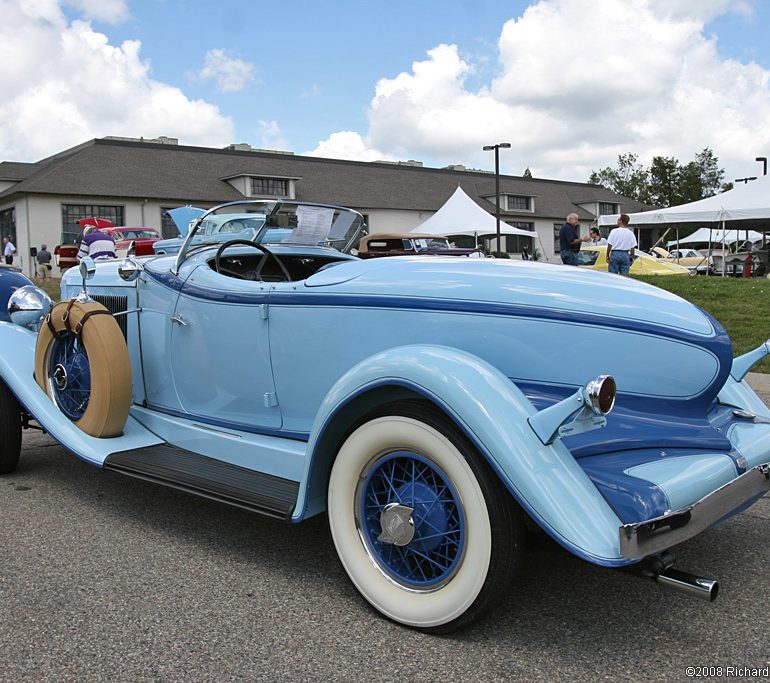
[
  {"xmin": 328, "ymin": 404, "xmax": 522, "ymax": 632},
  {"xmin": 358, "ymin": 451, "xmax": 465, "ymax": 589},
  {"xmin": 47, "ymin": 333, "xmax": 91, "ymax": 420}
]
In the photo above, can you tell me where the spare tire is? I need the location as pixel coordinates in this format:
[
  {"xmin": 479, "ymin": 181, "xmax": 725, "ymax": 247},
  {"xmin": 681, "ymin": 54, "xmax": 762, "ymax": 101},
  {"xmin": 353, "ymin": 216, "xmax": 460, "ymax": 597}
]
[{"xmin": 35, "ymin": 300, "xmax": 131, "ymax": 438}]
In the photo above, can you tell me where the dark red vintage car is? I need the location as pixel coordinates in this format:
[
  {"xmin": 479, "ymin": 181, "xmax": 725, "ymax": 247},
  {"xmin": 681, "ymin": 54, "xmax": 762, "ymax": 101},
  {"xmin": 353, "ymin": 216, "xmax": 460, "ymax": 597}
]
[{"xmin": 54, "ymin": 219, "xmax": 163, "ymax": 271}]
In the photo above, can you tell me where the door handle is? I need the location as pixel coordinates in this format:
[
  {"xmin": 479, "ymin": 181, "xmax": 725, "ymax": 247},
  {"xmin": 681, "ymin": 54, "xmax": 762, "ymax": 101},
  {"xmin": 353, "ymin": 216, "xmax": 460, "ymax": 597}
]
[{"xmin": 170, "ymin": 314, "xmax": 188, "ymax": 326}]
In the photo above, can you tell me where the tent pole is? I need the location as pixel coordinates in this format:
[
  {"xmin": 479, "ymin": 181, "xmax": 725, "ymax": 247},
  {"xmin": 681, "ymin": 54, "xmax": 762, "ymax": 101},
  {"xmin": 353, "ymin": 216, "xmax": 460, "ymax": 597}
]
[{"xmin": 722, "ymin": 219, "xmax": 726, "ymax": 277}]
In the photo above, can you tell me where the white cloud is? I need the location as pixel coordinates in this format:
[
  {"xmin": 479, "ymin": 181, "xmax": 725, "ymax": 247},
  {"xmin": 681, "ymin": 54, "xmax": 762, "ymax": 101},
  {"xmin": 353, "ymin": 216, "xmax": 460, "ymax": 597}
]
[
  {"xmin": 195, "ymin": 48, "xmax": 258, "ymax": 93},
  {"xmin": 255, "ymin": 120, "xmax": 289, "ymax": 151},
  {"xmin": 63, "ymin": 0, "xmax": 129, "ymax": 23},
  {"xmin": 304, "ymin": 131, "xmax": 396, "ymax": 163},
  {"xmin": 0, "ymin": 1, "xmax": 234, "ymax": 161},
  {"xmin": 310, "ymin": 0, "xmax": 770, "ymax": 182}
]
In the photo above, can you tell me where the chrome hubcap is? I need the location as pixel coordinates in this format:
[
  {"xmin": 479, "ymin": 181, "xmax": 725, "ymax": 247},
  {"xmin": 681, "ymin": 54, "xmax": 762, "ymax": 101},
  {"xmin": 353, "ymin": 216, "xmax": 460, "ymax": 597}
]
[
  {"xmin": 377, "ymin": 503, "xmax": 415, "ymax": 546},
  {"xmin": 53, "ymin": 364, "xmax": 68, "ymax": 390}
]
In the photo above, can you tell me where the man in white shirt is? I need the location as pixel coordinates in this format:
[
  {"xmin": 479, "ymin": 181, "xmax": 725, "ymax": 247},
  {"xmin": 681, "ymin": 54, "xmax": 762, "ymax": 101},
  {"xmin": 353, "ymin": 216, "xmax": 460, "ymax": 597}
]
[
  {"xmin": 2, "ymin": 236, "xmax": 16, "ymax": 265},
  {"xmin": 588, "ymin": 227, "xmax": 607, "ymax": 245},
  {"xmin": 606, "ymin": 214, "xmax": 637, "ymax": 275}
]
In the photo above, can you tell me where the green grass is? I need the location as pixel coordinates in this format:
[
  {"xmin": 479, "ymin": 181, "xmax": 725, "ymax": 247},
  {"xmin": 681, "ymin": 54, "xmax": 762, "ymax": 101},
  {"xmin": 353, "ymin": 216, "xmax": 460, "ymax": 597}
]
[
  {"xmin": 30, "ymin": 275, "xmax": 770, "ymax": 373},
  {"xmin": 633, "ymin": 275, "xmax": 770, "ymax": 373},
  {"xmin": 32, "ymin": 277, "xmax": 62, "ymax": 301}
]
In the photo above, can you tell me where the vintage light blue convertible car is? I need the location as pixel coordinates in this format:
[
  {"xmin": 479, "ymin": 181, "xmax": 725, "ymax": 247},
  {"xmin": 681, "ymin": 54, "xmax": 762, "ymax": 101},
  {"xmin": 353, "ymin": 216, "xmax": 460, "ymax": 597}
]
[{"xmin": 1, "ymin": 199, "xmax": 769, "ymax": 632}]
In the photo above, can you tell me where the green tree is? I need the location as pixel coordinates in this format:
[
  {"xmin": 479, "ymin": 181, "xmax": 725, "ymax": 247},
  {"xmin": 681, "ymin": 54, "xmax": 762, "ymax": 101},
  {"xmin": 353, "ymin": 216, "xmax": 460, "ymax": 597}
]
[
  {"xmin": 588, "ymin": 153, "xmax": 650, "ymax": 203},
  {"xmin": 589, "ymin": 148, "xmax": 726, "ymax": 207},
  {"xmin": 648, "ymin": 156, "xmax": 682, "ymax": 207},
  {"xmin": 523, "ymin": 167, "xmax": 533, "ymax": 178}
]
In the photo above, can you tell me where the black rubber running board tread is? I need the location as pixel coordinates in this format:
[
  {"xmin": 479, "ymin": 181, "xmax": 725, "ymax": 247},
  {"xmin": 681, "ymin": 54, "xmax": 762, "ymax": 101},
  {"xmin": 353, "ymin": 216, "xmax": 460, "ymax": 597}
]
[{"xmin": 105, "ymin": 444, "xmax": 299, "ymax": 520}]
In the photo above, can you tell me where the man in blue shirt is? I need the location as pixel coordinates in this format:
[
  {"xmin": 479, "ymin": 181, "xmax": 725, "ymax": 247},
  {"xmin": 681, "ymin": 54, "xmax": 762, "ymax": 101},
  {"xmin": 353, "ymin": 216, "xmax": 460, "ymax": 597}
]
[{"xmin": 559, "ymin": 213, "xmax": 588, "ymax": 265}]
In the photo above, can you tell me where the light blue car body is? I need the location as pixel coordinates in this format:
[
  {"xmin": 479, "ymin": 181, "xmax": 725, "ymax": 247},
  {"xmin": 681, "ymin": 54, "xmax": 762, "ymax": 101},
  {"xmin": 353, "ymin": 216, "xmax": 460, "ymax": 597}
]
[{"xmin": 1, "ymin": 239, "xmax": 768, "ymax": 571}]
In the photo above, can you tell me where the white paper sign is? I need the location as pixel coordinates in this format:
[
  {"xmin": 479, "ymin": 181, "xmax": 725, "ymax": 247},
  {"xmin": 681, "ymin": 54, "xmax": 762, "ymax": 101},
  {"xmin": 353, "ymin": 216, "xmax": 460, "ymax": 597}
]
[{"xmin": 288, "ymin": 205, "xmax": 335, "ymax": 243}]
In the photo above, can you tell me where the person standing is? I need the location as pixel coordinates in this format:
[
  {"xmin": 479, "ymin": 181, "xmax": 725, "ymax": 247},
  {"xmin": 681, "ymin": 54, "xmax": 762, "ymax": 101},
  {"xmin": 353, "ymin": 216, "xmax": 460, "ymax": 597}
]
[
  {"xmin": 2, "ymin": 236, "xmax": 16, "ymax": 265},
  {"xmin": 36, "ymin": 244, "xmax": 52, "ymax": 278},
  {"xmin": 559, "ymin": 213, "xmax": 588, "ymax": 265},
  {"xmin": 606, "ymin": 214, "xmax": 638, "ymax": 275},
  {"xmin": 588, "ymin": 228, "xmax": 608, "ymax": 245},
  {"xmin": 76, "ymin": 225, "xmax": 116, "ymax": 262}
]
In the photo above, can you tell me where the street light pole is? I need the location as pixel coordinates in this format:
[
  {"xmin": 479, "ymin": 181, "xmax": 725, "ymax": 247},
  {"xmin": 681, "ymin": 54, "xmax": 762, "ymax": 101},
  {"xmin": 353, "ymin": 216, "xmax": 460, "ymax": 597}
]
[{"xmin": 483, "ymin": 143, "xmax": 511, "ymax": 253}]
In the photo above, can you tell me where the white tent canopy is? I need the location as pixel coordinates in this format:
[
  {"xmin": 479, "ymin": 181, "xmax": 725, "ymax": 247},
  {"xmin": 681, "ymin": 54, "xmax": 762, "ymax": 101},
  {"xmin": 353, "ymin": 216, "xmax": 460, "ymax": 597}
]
[
  {"xmin": 412, "ymin": 186, "xmax": 536, "ymax": 237},
  {"xmin": 598, "ymin": 174, "xmax": 770, "ymax": 226},
  {"xmin": 665, "ymin": 227, "xmax": 764, "ymax": 247}
]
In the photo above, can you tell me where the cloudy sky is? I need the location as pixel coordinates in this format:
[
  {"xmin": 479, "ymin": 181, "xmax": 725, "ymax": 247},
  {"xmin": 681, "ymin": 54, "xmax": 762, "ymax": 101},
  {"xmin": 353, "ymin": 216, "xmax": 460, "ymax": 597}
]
[{"xmin": 2, "ymin": 0, "xmax": 769, "ymax": 183}]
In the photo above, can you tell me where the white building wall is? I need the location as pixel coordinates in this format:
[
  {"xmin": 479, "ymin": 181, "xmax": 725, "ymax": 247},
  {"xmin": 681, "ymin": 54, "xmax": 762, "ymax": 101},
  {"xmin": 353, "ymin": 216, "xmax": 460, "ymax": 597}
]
[{"xmin": 356, "ymin": 208, "xmax": 427, "ymax": 233}]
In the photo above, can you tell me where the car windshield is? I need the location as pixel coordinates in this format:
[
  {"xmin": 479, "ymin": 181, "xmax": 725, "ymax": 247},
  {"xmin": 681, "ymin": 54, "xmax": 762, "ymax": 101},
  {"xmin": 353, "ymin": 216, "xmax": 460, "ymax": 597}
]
[
  {"xmin": 120, "ymin": 229, "xmax": 159, "ymax": 239},
  {"xmin": 577, "ymin": 250, "xmax": 599, "ymax": 266},
  {"xmin": 199, "ymin": 216, "xmax": 267, "ymax": 236}
]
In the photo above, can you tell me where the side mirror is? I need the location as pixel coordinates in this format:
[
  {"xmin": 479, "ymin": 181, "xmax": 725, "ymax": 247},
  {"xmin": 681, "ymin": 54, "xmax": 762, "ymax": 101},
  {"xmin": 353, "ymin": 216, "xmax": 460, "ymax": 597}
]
[
  {"xmin": 76, "ymin": 256, "xmax": 96, "ymax": 302},
  {"xmin": 79, "ymin": 256, "xmax": 96, "ymax": 281}
]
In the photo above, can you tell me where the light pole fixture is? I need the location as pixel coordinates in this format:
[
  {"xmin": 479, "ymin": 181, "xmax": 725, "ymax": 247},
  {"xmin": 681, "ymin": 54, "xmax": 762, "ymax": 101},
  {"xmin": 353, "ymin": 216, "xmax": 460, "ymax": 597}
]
[
  {"xmin": 735, "ymin": 177, "xmax": 758, "ymax": 184},
  {"xmin": 483, "ymin": 143, "xmax": 511, "ymax": 253},
  {"xmin": 756, "ymin": 157, "xmax": 767, "ymax": 176}
]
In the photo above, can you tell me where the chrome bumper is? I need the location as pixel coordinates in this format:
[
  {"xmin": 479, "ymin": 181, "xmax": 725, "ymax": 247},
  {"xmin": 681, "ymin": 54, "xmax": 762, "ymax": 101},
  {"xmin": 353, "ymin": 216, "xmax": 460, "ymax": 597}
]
[{"xmin": 619, "ymin": 463, "xmax": 770, "ymax": 559}]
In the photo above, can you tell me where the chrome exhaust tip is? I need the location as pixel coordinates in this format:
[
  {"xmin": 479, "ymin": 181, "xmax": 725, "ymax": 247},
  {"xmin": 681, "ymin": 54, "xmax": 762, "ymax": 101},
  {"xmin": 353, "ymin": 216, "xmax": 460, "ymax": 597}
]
[{"xmin": 656, "ymin": 567, "xmax": 719, "ymax": 602}]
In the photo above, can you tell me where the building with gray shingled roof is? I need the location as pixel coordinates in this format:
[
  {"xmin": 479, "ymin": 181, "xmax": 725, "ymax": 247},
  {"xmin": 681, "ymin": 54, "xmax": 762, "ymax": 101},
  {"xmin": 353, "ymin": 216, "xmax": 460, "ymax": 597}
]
[{"xmin": 0, "ymin": 137, "xmax": 650, "ymax": 277}]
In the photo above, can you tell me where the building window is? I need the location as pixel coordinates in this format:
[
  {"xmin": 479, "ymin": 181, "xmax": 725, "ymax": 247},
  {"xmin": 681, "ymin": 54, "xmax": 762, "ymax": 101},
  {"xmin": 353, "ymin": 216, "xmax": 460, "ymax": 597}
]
[
  {"xmin": 504, "ymin": 222, "xmax": 535, "ymax": 253},
  {"xmin": 61, "ymin": 205, "xmax": 124, "ymax": 245},
  {"xmin": 0, "ymin": 207, "xmax": 15, "ymax": 244},
  {"xmin": 506, "ymin": 195, "xmax": 531, "ymax": 211},
  {"xmin": 598, "ymin": 202, "xmax": 617, "ymax": 215},
  {"xmin": 251, "ymin": 177, "xmax": 289, "ymax": 196}
]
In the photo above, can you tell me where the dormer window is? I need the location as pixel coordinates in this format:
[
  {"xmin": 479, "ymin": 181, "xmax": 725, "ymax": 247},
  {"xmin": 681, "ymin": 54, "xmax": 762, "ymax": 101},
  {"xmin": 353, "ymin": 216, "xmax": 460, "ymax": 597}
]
[
  {"xmin": 506, "ymin": 195, "xmax": 532, "ymax": 211},
  {"xmin": 598, "ymin": 202, "xmax": 618, "ymax": 215},
  {"xmin": 251, "ymin": 177, "xmax": 289, "ymax": 196}
]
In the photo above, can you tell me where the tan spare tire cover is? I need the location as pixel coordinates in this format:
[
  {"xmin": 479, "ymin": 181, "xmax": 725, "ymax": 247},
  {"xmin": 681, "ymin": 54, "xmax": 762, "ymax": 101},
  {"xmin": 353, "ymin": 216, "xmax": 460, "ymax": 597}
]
[{"xmin": 35, "ymin": 300, "xmax": 131, "ymax": 438}]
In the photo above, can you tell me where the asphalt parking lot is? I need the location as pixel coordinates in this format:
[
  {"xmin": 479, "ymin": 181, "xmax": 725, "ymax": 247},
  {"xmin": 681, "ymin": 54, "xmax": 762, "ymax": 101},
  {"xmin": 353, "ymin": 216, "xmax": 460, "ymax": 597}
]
[{"xmin": 1, "ymin": 384, "xmax": 769, "ymax": 682}]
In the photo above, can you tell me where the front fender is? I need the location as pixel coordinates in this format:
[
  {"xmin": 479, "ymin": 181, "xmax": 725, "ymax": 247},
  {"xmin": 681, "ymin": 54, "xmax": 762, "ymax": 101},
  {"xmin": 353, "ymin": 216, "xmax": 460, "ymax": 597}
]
[
  {"xmin": 0, "ymin": 321, "xmax": 161, "ymax": 466},
  {"xmin": 296, "ymin": 344, "xmax": 626, "ymax": 566}
]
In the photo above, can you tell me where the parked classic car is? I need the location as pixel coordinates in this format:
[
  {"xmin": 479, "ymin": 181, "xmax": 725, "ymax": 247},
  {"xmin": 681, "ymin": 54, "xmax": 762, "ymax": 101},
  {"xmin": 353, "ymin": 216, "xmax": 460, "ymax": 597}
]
[
  {"xmin": 357, "ymin": 233, "xmax": 483, "ymax": 258},
  {"xmin": 649, "ymin": 247, "xmax": 711, "ymax": 274},
  {"xmin": 1, "ymin": 199, "xmax": 769, "ymax": 632},
  {"xmin": 578, "ymin": 245, "xmax": 691, "ymax": 275},
  {"xmin": 54, "ymin": 219, "xmax": 162, "ymax": 271}
]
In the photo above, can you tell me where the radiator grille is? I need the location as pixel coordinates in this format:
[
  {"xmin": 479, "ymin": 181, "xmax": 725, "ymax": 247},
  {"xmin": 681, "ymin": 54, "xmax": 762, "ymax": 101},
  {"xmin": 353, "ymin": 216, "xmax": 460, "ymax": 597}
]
[{"xmin": 91, "ymin": 294, "xmax": 128, "ymax": 339}]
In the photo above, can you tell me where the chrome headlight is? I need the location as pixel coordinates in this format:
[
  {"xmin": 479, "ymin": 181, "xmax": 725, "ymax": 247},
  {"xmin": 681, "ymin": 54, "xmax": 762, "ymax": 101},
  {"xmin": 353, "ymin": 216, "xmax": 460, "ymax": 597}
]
[
  {"xmin": 118, "ymin": 257, "xmax": 143, "ymax": 282},
  {"xmin": 8, "ymin": 285, "xmax": 54, "ymax": 331}
]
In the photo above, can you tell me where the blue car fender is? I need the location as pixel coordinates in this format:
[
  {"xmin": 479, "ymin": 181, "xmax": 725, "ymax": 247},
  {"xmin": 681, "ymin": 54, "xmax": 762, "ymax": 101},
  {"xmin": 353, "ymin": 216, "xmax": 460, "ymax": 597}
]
[
  {"xmin": 0, "ymin": 321, "xmax": 162, "ymax": 466},
  {"xmin": 296, "ymin": 343, "xmax": 626, "ymax": 566}
]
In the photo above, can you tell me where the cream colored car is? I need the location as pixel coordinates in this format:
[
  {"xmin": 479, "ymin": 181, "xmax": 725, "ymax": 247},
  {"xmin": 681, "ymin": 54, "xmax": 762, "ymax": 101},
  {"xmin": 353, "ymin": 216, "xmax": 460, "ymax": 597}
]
[{"xmin": 650, "ymin": 247, "xmax": 711, "ymax": 274}]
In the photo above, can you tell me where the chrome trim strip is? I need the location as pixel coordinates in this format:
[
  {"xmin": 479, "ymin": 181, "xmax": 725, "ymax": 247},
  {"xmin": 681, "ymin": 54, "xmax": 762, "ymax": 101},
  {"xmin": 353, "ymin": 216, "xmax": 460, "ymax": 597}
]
[{"xmin": 619, "ymin": 463, "xmax": 770, "ymax": 559}]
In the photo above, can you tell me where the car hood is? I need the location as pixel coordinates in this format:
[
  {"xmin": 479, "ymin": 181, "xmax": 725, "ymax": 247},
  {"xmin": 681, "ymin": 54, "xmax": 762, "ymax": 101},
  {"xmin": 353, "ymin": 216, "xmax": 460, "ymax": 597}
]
[{"xmin": 305, "ymin": 256, "xmax": 716, "ymax": 337}]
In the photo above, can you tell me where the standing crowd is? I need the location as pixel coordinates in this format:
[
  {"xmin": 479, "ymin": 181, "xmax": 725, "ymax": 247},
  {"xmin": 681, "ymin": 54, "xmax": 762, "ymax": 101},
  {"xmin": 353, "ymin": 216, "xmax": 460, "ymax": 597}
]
[{"xmin": 559, "ymin": 213, "xmax": 638, "ymax": 275}]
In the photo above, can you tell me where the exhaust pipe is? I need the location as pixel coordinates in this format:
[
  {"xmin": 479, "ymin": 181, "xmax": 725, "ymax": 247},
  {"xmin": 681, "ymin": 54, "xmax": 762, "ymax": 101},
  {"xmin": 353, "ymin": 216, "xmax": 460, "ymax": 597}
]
[{"xmin": 656, "ymin": 567, "xmax": 719, "ymax": 602}]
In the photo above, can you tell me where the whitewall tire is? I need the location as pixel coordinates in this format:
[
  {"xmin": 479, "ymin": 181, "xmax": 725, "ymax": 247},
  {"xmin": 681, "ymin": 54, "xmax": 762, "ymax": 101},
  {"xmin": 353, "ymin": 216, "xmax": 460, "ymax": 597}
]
[{"xmin": 328, "ymin": 401, "xmax": 523, "ymax": 632}]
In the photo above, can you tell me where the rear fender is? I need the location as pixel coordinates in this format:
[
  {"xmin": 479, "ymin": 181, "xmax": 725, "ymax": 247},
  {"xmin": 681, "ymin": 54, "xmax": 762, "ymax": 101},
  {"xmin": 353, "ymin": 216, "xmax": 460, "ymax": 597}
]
[{"xmin": 297, "ymin": 344, "xmax": 626, "ymax": 566}]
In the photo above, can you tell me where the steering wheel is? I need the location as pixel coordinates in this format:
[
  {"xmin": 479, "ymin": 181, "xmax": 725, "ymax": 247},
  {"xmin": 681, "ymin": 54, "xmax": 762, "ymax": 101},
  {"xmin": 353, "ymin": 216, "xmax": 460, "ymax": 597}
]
[{"xmin": 214, "ymin": 239, "xmax": 292, "ymax": 282}]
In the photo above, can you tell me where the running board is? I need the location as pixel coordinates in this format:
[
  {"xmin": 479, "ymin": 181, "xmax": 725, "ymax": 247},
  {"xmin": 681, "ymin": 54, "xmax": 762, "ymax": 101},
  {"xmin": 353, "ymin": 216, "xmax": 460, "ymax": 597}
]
[{"xmin": 104, "ymin": 444, "xmax": 299, "ymax": 521}]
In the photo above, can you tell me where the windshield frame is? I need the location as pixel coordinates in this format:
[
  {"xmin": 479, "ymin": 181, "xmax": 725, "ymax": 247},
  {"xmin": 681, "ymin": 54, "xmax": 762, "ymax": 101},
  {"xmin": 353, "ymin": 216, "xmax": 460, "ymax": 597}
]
[{"xmin": 172, "ymin": 199, "xmax": 366, "ymax": 275}]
